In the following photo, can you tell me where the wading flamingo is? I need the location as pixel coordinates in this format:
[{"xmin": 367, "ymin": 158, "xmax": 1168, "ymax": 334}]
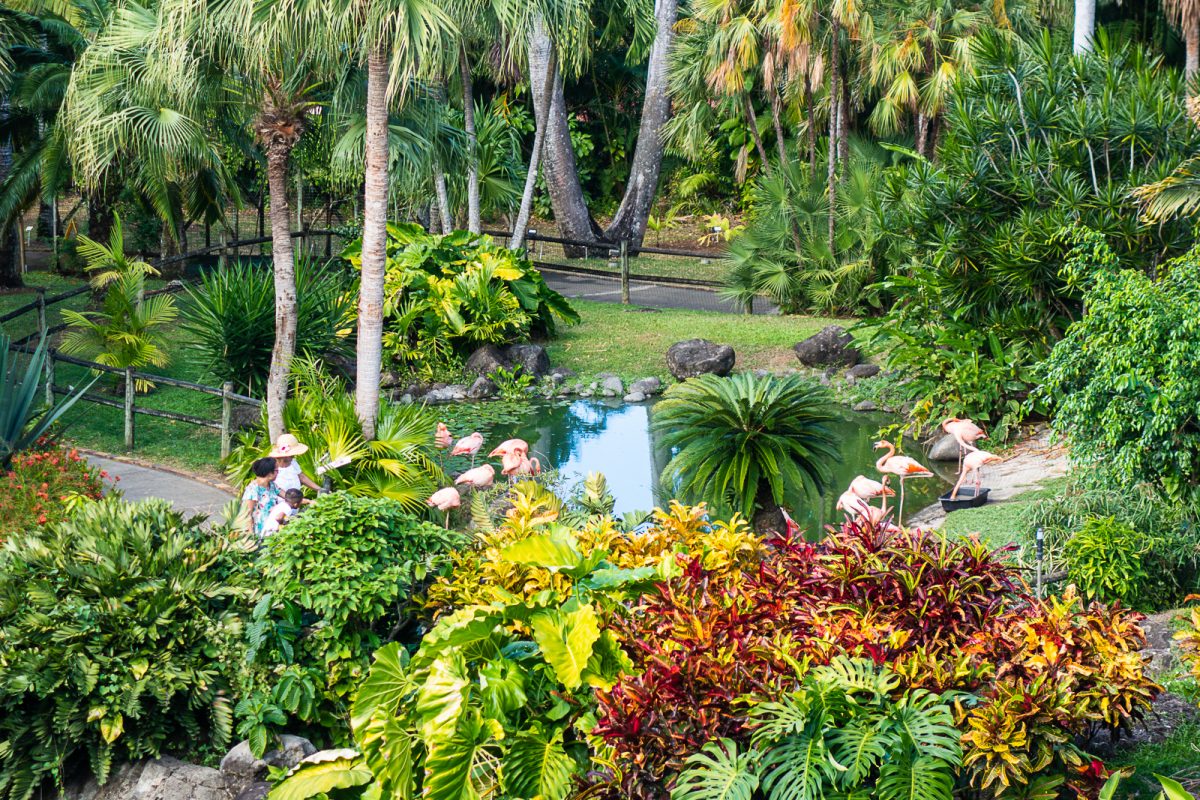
[
  {"xmin": 847, "ymin": 475, "xmax": 895, "ymax": 510},
  {"xmin": 501, "ymin": 451, "xmax": 542, "ymax": 478},
  {"xmin": 451, "ymin": 432, "xmax": 485, "ymax": 465},
  {"xmin": 942, "ymin": 418, "xmax": 987, "ymax": 471},
  {"xmin": 426, "ymin": 487, "xmax": 461, "ymax": 528},
  {"xmin": 454, "ymin": 464, "xmax": 495, "ymax": 490},
  {"xmin": 435, "ymin": 423, "xmax": 453, "ymax": 450},
  {"xmin": 950, "ymin": 449, "xmax": 1003, "ymax": 500},
  {"xmin": 489, "ymin": 439, "xmax": 530, "ymax": 459},
  {"xmin": 874, "ymin": 440, "xmax": 934, "ymax": 525}
]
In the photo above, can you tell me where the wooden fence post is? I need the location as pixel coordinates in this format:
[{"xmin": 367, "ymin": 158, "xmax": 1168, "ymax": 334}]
[
  {"xmin": 619, "ymin": 240, "xmax": 630, "ymax": 305},
  {"xmin": 124, "ymin": 367, "xmax": 135, "ymax": 452},
  {"xmin": 221, "ymin": 381, "xmax": 234, "ymax": 460},
  {"xmin": 35, "ymin": 287, "xmax": 46, "ymax": 340}
]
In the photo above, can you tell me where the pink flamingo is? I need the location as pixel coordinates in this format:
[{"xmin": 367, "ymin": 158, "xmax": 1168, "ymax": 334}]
[
  {"xmin": 874, "ymin": 440, "xmax": 934, "ymax": 526},
  {"xmin": 426, "ymin": 486, "xmax": 461, "ymax": 528},
  {"xmin": 435, "ymin": 423, "xmax": 453, "ymax": 450},
  {"xmin": 454, "ymin": 464, "xmax": 495, "ymax": 490},
  {"xmin": 848, "ymin": 475, "xmax": 895, "ymax": 510},
  {"xmin": 942, "ymin": 417, "xmax": 988, "ymax": 471},
  {"xmin": 951, "ymin": 449, "xmax": 1003, "ymax": 500},
  {"xmin": 489, "ymin": 438, "xmax": 529, "ymax": 459},
  {"xmin": 451, "ymin": 432, "xmax": 485, "ymax": 465},
  {"xmin": 501, "ymin": 452, "xmax": 542, "ymax": 478},
  {"xmin": 780, "ymin": 507, "xmax": 802, "ymax": 539}
]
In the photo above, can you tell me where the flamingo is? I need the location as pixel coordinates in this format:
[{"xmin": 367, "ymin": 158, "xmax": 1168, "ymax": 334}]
[
  {"xmin": 501, "ymin": 452, "xmax": 542, "ymax": 478},
  {"xmin": 489, "ymin": 438, "xmax": 530, "ymax": 459},
  {"xmin": 451, "ymin": 432, "xmax": 485, "ymax": 465},
  {"xmin": 847, "ymin": 475, "xmax": 895, "ymax": 510},
  {"xmin": 435, "ymin": 423, "xmax": 453, "ymax": 450},
  {"xmin": 426, "ymin": 487, "xmax": 461, "ymax": 528},
  {"xmin": 942, "ymin": 418, "xmax": 988, "ymax": 471},
  {"xmin": 780, "ymin": 507, "xmax": 802, "ymax": 539},
  {"xmin": 454, "ymin": 464, "xmax": 495, "ymax": 490},
  {"xmin": 874, "ymin": 440, "xmax": 934, "ymax": 526},
  {"xmin": 951, "ymin": 449, "xmax": 1003, "ymax": 500}
]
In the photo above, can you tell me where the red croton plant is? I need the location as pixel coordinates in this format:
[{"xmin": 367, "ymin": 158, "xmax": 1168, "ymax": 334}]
[{"xmin": 594, "ymin": 519, "xmax": 1159, "ymax": 800}]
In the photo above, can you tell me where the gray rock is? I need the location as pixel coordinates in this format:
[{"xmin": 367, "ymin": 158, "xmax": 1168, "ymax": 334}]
[
  {"xmin": 580, "ymin": 390, "xmax": 594, "ymax": 398},
  {"xmin": 818, "ymin": 373, "xmax": 831, "ymax": 386},
  {"xmin": 547, "ymin": 373, "xmax": 566, "ymax": 387},
  {"xmin": 380, "ymin": 370, "xmax": 405, "ymax": 390},
  {"xmin": 65, "ymin": 757, "xmax": 231, "ymax": 800},
  {"xmin": 666, "ymin": 339, "xmax": 736, "ymax": 380},
  {"xmin": 600, "ymin": 376, "xmax": 624, "ymax": 397},
  {"xmin": 221, "ymin": 736, "xmax": 316, "ymax": 787},
  {"xmin": 466, "ymin": 376, "xmax": 497, "ymax": 400},
  {"xmin": 503, "ymin": 344, "xmax": 551, "ymax": 378},
  {"xmin": 398, "ymin": 393, "xmax": 414, "ymax": 404},
  {"xmin": 754, "ymin": 369, "xmax": 771, "ymax": 378},
  {"xmin": 793, "ymin": 326, "xmax": 860, "ymax": 368},
  {"xmin": 423, "ymin": 384, "xmax": 469, "ymax": 403},
  {"xmin": 549, "ymin": 366, "xmax": 576, "ymax": 380},
  {"xmin": 465, "ymin": 344, "xmax": 509, "ymax": 376},
  {"xmin": 623, "ymin": 391, "xmax": 647, "ymax": 403},
  {"xmin": 927, "ymin": 434, "xmax": 962, "ymax": 462},
  {"xmin": 846, "ymin": 363, "xmax": 881, "ymax": 380},
  {"xmin": 229, "ymin": 404, "xmax": 261, "ymax": 432},
  {"xmin": 628, "ymin": 377, "xmax": 662, "ymax": 396},
  {"xmin": 233, "ymin": 784, "xmax": 271, "ymax": 800},
  {"xmin": 852, "ymin": 400, "xmax": 878, "ymax": 412}
]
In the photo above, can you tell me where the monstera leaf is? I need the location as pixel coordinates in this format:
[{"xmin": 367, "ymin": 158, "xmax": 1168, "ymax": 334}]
[
  {"xmin": 672, "ymin": 739, "xmax": 760, "ymax": 800},
  {"xmin": 529, "ymin": 604, "xmax": 601, "ymax": 690},
  {"xmin": 501, "ymin": 726, "xmax": 575, "ymax": 800}
]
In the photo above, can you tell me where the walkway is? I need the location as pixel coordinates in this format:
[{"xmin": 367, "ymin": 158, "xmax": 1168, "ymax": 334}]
[
  {"xmin": 86, "ymin": 454, "xmax": 236, "ymax": 523},
  {"xmin": 540, "ymin": 267, "xmax": 779, "ymax": 314}
]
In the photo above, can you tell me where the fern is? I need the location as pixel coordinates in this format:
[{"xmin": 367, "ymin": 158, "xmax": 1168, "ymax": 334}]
[{"xmin": 672, "ymin": 739, "xmax": 760, "ymax": 800}]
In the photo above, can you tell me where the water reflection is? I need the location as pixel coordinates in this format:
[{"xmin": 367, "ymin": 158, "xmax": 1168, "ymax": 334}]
[{"xmin": 466, "ymin": 399, "xmax": 954, "ymax": 536}]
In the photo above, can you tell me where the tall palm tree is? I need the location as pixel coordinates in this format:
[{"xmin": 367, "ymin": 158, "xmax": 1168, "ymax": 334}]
[
  {"xmin": 1074, "ymin": 0, "xmax": 1095, "ymax": 54},
  {"xmin": 1165, "ymin": 0, "xmax": 1200, "ymax": 83}
]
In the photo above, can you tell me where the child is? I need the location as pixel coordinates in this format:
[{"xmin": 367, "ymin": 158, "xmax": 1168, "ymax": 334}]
[{"xmin": 262, "ymin": 488, "xmax": 307, "ymax": 536}]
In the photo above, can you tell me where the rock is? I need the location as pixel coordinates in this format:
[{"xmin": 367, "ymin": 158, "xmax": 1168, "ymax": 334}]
[
  {"xmin": 398, "ymin": 393, "xmax": 413, "ymax": 404},
  {"xmin": 852, "ymin": 400, "xmax": 878, "ymax": 412},
  {"xmin": 818, "ymin": 373, "xmax": 831, "ymax": 386},
  {"xmin": 220, "ymin": 736, "xmax": 316, "ymax": 789},
  {"xmin": 229, "ymin": 404, "xmax": 261, "ymax": 432},
  {"xmin": 846, "ymin": 363, "xmax": 881, "ymax": 380},
  {"xmin": 423, "ymin": 384, "xmax": 469, "ymax": 403},
  {"xmin": 547, "ymin": 373, "xmax": 566, "ymax": 387},
  {"xmin": 623, "ymin": 391, "xmax": 647, "ymax": 403},
  {"xmin": 233, "ymin": 784, "xmax": 271, "ymax": 800},
  {"xmin": 927, "ymin": 434, "xmax": 962, "ymax": 462},
  {"xmin": 754, "ymin": 369, "xmax": 771, "ymax": 378},
  {"xmin": 465, "ymin": 344, "xmax": 509, "ymax": 377},
  {"xmin": 628, "ymin": 377, "xmax": 662, "ymax": 396},
  {"xmin": 793, "ymin": 326, "xmax": 860, "ymax": 368},
  {"xmin": 549, "ymin": 366, "xmax": 576, "ymax": 380},
  {"xmin": 466, "ymin": 377, "xmax": 497, "ymax": 400},
  {"xmin": 580, "ymin": 390, "xmax": 594, "ymax": 398},
  {"xmin": 600, "ymin": 376, "xmax": 624, "ymax": 397},
  {"xmin": 666, "ymin": 339, "xmax": 736, "ymax": 380},
  {"xmin": 64, "ymin": 757, "xmax": 230, "ymax": 800},
  {"xmin": 503, "ymin": 344, "xmax": 551, "ymax": 378},
  {"xmin": 379, "ymin": 370, "xmax": 405, "ymax": 390},
  {"xmin": 322, "ymin": 352, "xmax": 358, "ymax": 385}
]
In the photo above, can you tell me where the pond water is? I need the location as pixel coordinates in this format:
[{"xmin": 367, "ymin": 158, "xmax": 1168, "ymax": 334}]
[{"xmin": 445, "ymin": 399, "xmax": 956, "ymax": 536}]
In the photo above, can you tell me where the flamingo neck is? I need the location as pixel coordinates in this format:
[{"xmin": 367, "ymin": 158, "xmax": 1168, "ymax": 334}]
[{"xmin": 875, "ymin": 442, "xmax": 896, "ymax": 472}]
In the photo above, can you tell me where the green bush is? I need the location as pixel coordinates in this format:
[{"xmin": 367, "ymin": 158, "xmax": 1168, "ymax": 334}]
[
  {"xmin": 341, "ymin": 224, "xmax": 578, "ymax": 379},
  {"xmin": 237, "ymin": 492, "xmax": 463, "ymax": 750},
  {"xmin": 180, "ymin": 258, "xmax": 354, "ymax": 394},
  {"xmin": 1062, "ymin": 516, "xmax": 1155, "ymax": 607},
  {"xmin": 0, "ymin": 499, "xmax": 253, "ymax": 795}
]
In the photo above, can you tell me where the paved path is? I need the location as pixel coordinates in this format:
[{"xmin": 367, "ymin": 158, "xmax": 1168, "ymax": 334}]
[
  {"xmin": 540, "ymin": 267, "xmax": 779, "ymax": 314},
  {"xmin": 87, "ymin": 454, "xmax": 236, "ymax": 523}
]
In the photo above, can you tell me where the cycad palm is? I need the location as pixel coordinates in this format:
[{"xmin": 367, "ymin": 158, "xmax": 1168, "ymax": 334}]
[{"xmin": 653, "ymin": 372, "xmax": 838, "ymax": 532}]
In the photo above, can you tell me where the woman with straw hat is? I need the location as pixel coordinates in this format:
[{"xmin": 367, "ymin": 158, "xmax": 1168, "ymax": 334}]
[{"xmin": 270, "ymin": 433, "xmax": 321, "ymax": 494}]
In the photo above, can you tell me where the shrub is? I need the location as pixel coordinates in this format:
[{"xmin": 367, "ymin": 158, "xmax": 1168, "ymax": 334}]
[
  {"xmin": 1063, "ymin": 516, "xmax": 1156, "ymax": 607},
  {"xmin": 340, "ymin": 224, "xmax": 578, "ymax": 379},
  {"xmin": 1, "ymin": 330, "xmax": 95, "ymax": 468},
  {"xmin": 238, "ymin": 492, "xmax": 463, "ymax": 750},
  {"xmin": 652, "ymin": 373, "xmax": 838, "ymax": 530},
  {"xmin": 0, "ymin": 441, "xmax": 105, "ymax": 538},
  {"xmin": 180, "ymin": 258, "xmax": 354, "ymax": 394},
  {"xmin": 0, "ymin": 499, "xmax": 253, "ymax": 795},
  {"xmin": 595, "ymin": 519, "xmax": 1158, "ymax": 798}
]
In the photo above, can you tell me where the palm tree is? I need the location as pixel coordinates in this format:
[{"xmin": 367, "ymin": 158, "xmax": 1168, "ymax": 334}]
[
  {"xmin": 1074, "ymin": 0, "xmax": 1095, "ymax": 54},
  {"xmin": 1165, "ymin": 0, "xmax": 1200, "ymax": 83},
  {"xmin": 652, "ymin": 372, "xmax": 839, "ymax": 533}
]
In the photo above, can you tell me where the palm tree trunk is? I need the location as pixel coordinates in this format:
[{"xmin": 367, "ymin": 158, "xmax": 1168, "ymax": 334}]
[
  {"xmin": 806, "ymin": 77, "xmax": 817, "ymax": 177},
  {"xmin": 1187, "ymin": 14, "xmax": 1200, "ymax": 84},
  {"xmin": 769, "ymin": 90, "xmax": 789, "ymax": 167},
  {"xmin": 603, "ymin": 0, "xmax": 678, "ymax": 248},
  {"xmin": 1073, "ymin": 0, "xmax": 1096, "ymax": 54},
  {"xmin": 915, "ymin": 112, "xmax": 928, "ymax": 157},
  {"xmin": 511, "ymin": 20, "xmax": 558, "ymax": 251},
  {"xmin": 356, "ymin": 46, "xmax": 389, "ymax": 439},
  {"xmin": 434, "ymin": 168, "xmax": 453, "ymax": 234},
  {"xmin": 744, "ymin": 95, "xmax": 774, "ymax": 178},
  {"xmin": 827, "ymin": 20, "xmax": 840, "ymax": 257},
  {"xmin": 264, "ymin": 143, "xmax": 298, "ymax": 442},
  {"xmin": 0, "ymin": 96, "xmax": 20, "ymax": 289},
  {"xmin": 838, "ymin": 75, "xmax": 850, "ymax": 166},
  {"xmin": 460, "ymin": 48, "xmax": 481, "ymax": 234}
]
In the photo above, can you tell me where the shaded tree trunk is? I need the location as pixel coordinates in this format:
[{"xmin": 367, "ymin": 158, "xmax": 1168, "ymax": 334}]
[
  {"xmin": 744, "ymin": 95, "xmax": 774, "ymax": 178},
  {"xmin": 806, "ymin": 77, "xmax": 817, "ymax": 177},
  {"xmin": 838, "ymin": 74, "xmax": 850, "ymax": 166},
  {"xmin": 87, "ymin": 176, "xmax": 117, "ymax": 251},
  {"xmin": 356, "ymin": 47, "xmax": 389, "ymax": 439},
  {"xmin": 264, "ymin": 144, "xmax": 298, "ymax": 441},
  {"xmin": 827, "ymin": 20, "xmax": 840, "ymax": 257},
  {"xmin": 460, "ymin": 48, "xmax": 481, "ymax": 234},
  {"xmin": 511, "ymin": 18, "xmax": 558, "ymax": 251},
  {"xmin": 603, "ymin": 0, "xmax": 678, "ymax": 248},
  {"xmin": 1188, "ymin": 15, "xmax": 1200, "ymax": 84},
  {"xmin": 769, "ymin": 90, "xmax": 789, "ymax": 167},
  {"xmin": 915, "ymin": 112, "xmax": 928, "ymax": 157},
  {"xmin": 434, "ymin": 168, "xmax": 452, "ymax": 234},
  {"xmin": 752, "ymin": 484, "xmax": 786, "ymax": 535},
  {"xmin": 530, "ymin": 23, "xmax": 601, "ymax": 253},
  {"xmin": 1073, "ymin": 0, "xmax": 1096, "ymax": 54},
  {"xmin": 0, "ymin": 97, "xmax": 20, "ymax": 288}
]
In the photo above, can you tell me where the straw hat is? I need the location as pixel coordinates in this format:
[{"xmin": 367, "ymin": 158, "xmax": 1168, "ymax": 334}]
[{"xmin": 270, "ymin": 433, "xmax": 309, "ymax": 458}]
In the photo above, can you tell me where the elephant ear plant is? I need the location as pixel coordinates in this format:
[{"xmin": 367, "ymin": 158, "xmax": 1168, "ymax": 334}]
[{"xmin": 0, "ymin": 330, "xmax": 95, "ymax": 468}]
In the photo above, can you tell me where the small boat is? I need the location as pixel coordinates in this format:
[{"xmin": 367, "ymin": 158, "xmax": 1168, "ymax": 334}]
[{"xmin": 939, "ymin": 485, "xmax": 990, "ymax": 512}]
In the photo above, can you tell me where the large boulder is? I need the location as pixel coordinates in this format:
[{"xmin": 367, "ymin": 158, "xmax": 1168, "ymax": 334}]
[
  {"xmin": 465, "ymin": 345, "xmax": 509, "ymax": 377},
  {"xmin": 926, "ymin": 434, "xmax": 962, "ymax": 462},
  {"xmin": 63, "ymin": 757, "xmax": 230, "ymax": 800},
  {"xmin": 503, "ymin": 344, "xmax": 551, "ymax": 379},
  {"xmin": 628, "ymin": 377, "xmax": 662, "ymax": 396},
  {"xmin": 599, "ymin": 376, "xmax": 624, "ymax": 397},
  {"xmin": 220, "ymin": 735, "xmax": 316, "ymax": 790},
  {"xmin": 793, "ymin": 326, "xmax": 860, "ymax": 368},
  {"xmin": 845, "ymin": 363, "xmax": 880, "ymax": 380},
  {"xmin": 466, "ymin": 376, "xmax": 497, "ymax": 400},
  {"xmin": 666, "ymin": 339, "xmax": 736, "ymax": 381}
]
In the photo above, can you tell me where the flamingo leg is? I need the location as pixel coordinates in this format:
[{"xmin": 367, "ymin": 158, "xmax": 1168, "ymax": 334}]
[
  {"xmin": 950, "ymin": 469, "xmax": 967, "ymax": 501},
  {"xmin": 879, "ymin": 476, "xmax": 890, "ymax": 511},
  {"xmin": 444, "ymin": 510, "xmax": 450, "ymax": 529},
  {"xmin": 898, "ymin": 479, "xmax": 906, "ymax": 526}
]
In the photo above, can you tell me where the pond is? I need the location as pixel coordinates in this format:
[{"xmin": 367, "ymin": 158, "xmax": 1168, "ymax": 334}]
[{"xmin": 442, "ymin": 399, "xmax": 956, "ymax": 536}]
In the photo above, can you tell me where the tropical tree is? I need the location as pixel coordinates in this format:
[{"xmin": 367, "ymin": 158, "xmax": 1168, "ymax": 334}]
[
  {"xmin": 653, "ymin": 372, "xmax": 838, "ymax": 532},
  {"xmin": 1164, "ymin": 0, "xmax": 1200, "ymax": 83}
]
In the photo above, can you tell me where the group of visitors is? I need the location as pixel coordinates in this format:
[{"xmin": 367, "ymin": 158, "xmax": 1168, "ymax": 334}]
[{"xmin": 239, "ymin": 433, "xmax": 320, "ymax": 538}]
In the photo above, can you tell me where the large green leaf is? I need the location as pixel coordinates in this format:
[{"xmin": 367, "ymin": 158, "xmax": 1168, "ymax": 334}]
[
  {"xmin": 500, "ymin": 726, "xmax": 576, "ymax": 800},
  {"xmin": 416, "ymin": 656, "xmax": 471, "ymax": 742},
  {"xmin": 671, "ymin": 739, "xmax": 760, "ymax": 800},
  {"xmin": 268, "ymin": 752, "xmax": 374, "ymax": 800},
  {"xmin": 529, "ymin": 605, "xmax": 601, "ymax": 690},
  {"xmin": 500, "ymin": 531, "xmax": 584, "ymax": 572},
  {"xmin": 351, "ymin": 642, "xmax": 412, "ymax": 737},
  {"xmin": 421, "ymin": 711, "xmax": 501, "ymax": 800}
]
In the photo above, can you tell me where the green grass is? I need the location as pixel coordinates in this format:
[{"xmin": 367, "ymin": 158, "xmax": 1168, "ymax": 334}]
[
  {"xmin": 545, "ymin": 300, "xmax": 852, "ymax": 382},
  {"xmin": 544, "ymin": 251, "xmax": 731, "ymax": 284},
  {"xmin": 941, "ymin": 476, "xmax": 1070, "ymax": 551},
  {"xmin": 0, "ymin": 272, "xmax": 93, "ymax": 342},
  {"xmin": 1108, "ymin": 722, "xmax": 1200, "ymax": 798}
]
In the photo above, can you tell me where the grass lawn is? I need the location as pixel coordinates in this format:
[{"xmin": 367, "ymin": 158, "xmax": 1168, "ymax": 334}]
[
  {"xmin": 1108, "ymin": 722, "xmax": 1200, "ymax": 797},
  {"xmin": 941, "ymin": 476, "xmax": 1069, "ymax": 551},
  {"xmin": 545, "ymin": 300, "xmax": 853, "ymax": 382},
  {"xmin": 0, "ymin": 272, "xmax": 93, "ymax": 341},
  {"xmin": 544, "ymin": 251, "xmax": 731, "ymax": 284}
]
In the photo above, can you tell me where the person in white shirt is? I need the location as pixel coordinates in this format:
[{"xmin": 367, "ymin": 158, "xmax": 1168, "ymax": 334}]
[
  {"xmin": 270, "ymin": 433, "xmax": 320, "ymax": 494},
  {"xmin": 263, "ymin": 489, "xmax": 308, "ymax": 536}
]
